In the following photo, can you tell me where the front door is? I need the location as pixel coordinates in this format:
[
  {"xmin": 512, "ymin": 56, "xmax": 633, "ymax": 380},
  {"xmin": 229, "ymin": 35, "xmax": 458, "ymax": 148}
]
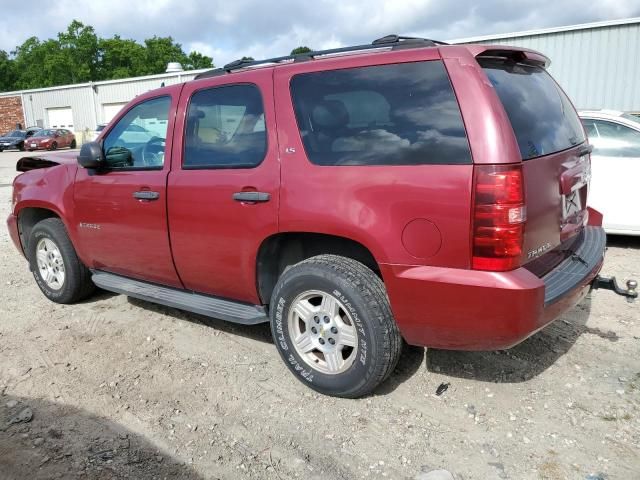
[
  {"xmin": 168, "ymin": 69, "xmax": 280, "ymax": 304},
  {"xmin": 73, "ymin": 87, "xmax": 182, "ymax": 287}
]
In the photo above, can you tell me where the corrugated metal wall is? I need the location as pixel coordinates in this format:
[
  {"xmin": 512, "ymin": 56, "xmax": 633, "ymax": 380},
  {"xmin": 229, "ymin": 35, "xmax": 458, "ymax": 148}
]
[
  {"xmin": 455, "ymin": 21, "xmax": 640, "ymax": 112},
  {"xmin": 13, "ymin": 71, "xmax": 200, "ymax": 141}
]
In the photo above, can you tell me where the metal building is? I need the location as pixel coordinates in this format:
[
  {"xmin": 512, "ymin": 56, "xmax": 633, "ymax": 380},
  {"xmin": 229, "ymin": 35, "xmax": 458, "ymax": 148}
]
[
  {"xmin": 2, "ymin": 17, "xmax": 640, "ymax": 139},
  {"xmin": 451, "ymin": 17, "xmax": 640, "ymax": 113},
  {"xmin": 0, "ymin": 68, "xmax": 207, "ymax": 142}
]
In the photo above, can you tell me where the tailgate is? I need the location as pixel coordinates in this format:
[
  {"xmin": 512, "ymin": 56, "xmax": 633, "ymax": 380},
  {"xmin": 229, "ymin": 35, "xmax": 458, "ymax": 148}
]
[{"xmin": 478, "ymin": 55, "xmax": 590, "ymax": 274}]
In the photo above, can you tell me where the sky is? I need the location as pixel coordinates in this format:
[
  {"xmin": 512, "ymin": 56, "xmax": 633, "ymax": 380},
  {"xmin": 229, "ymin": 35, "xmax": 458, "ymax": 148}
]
[{"xmin": 1, "ymin": 0, "xmax": 639, "ymax": 67}]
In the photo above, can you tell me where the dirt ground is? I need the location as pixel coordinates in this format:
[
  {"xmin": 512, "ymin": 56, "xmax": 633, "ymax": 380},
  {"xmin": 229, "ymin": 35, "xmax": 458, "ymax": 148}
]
[{"xmin": 0, "ymin": 149, "xmax": 638, "ymax": 480}]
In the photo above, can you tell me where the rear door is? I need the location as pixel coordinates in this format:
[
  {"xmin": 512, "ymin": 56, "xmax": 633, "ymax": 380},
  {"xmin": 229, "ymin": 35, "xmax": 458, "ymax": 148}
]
[
  {"xmin": 167, "ymin": 68, "xmax": 280, "ymax": 304},
  {"xmin": 477, "ymin": 56, "xmax": 590, "ymax": 268}
]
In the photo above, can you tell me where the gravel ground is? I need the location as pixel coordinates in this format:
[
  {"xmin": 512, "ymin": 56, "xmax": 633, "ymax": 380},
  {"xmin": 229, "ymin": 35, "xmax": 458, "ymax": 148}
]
[{"xmin": 0, "ymin": 149, "xmax": 638, "ymax": 480}]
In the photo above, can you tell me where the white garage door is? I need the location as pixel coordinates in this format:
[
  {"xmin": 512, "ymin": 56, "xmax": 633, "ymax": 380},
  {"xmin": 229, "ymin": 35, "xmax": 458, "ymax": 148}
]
[
  {"xmin": 47, "ymin": 107, "xmax": 74, "ymax": 129},
  {"xmin": 103, "ymin": 103, "xmax": 127, "ymax": 123}
]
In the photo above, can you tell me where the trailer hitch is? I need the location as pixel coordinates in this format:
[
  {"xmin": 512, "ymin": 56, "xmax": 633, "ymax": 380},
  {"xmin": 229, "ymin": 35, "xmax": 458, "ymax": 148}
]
[{"xmin": 592, "ymin": 276, "xmax": 638, "ymax": 302}]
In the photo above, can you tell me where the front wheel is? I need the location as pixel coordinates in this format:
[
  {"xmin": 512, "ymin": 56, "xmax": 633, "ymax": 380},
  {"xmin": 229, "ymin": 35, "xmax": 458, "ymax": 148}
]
[
  {"xmin": 49, "ymin": 142, "xmax": 57, "ymax": 151},
  {"xmin": 28, "ymin": 218, "xmax": 95, "ymax": 304},
  {"xmin": 270, "ymin": 255, "xmax": 402, "ymax": 398}
]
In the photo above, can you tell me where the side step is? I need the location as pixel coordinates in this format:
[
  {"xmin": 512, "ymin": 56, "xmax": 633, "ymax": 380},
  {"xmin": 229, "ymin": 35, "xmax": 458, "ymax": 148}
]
[{"xmin": 91, "ymin": 271, "xmax": 269, "ymax": 325}]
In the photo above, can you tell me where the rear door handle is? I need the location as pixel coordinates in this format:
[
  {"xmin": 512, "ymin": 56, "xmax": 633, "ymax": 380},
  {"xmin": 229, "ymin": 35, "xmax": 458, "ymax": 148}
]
[
  {"xmin": 133, "ymin": 191, "xmax": 160, "ymax": 201},
  {"xmin": 232, "ymin": 191, "xmax": 270, "ymax": 203}
]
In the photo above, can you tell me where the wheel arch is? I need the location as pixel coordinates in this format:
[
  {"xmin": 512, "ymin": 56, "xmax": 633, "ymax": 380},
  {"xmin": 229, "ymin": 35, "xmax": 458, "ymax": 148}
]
[
  {"xmin": 256, "ymin": 232, "xmax": 381, "ymax": 305},
  {"xmin": 17, "ymin": 206, "xmax": 62, "ymax": 253}
]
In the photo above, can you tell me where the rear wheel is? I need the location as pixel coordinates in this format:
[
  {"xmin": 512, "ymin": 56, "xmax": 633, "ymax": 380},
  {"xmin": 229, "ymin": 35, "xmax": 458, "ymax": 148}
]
[
  {"xmin": 28, "ymin": 218, "xmax": 95, "ymax": 304},
  {"xmin": 270, "ymin": 255, "xmax": 402, "ymax": 398},
  {"xmin": 70, "ymin": 139, "xmax": 76, "ymax": 149},
  {"xmin": 18, "ymin": 142, "xmax": 25, "ymax": 151}
]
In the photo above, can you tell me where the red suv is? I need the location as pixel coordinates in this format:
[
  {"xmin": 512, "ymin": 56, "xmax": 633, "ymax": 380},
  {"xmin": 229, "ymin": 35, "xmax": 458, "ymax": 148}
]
[{"xmin": 7, "ymin": 36, "xmax": 636, "ymax": 397}]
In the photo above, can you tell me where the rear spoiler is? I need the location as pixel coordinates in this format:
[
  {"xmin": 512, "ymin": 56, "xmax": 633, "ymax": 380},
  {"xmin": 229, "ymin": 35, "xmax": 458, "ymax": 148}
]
[
  {"xmin": 16, "ymin": 156, "xmax": 62, "ymax": 172},
  {"xmin": 463, "ymin": 44, "xmax": 551, "ymax": 68}
]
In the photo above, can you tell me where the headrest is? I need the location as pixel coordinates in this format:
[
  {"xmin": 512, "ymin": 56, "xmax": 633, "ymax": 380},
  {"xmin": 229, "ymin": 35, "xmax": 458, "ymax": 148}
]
[{"xmin": 311, "ymin": 100, "xmax": 349, "ymax": 129}]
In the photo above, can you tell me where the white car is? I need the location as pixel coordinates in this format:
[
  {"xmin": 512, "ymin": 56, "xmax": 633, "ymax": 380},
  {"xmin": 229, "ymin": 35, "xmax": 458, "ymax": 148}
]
[{"xmin": 580, "ymin": 110, "xmax": 640, "ymax": 236}]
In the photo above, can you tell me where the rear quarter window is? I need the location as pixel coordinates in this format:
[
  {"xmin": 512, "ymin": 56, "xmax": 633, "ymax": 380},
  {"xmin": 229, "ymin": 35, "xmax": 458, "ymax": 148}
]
[
  {"xmin": 290, "ymin": 60, "xmax": 472, "ymax": 166},
  {"xmin": 479, "ymin": 58, "xmax": 585, "ymax": 160}
]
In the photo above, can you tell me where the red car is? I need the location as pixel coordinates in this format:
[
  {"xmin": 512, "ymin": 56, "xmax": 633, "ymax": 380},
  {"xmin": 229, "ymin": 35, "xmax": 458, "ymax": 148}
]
[
  {"xmin": 26, "ymin": 128, "xmax": 76, "ymax": 151},
  {"xmin": 6, "ymin": 36, "xmax": 636, "ymax": 397}
]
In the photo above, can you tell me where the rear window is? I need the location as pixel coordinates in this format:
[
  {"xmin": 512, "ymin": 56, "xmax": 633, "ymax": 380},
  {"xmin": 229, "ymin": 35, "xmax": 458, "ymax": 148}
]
[
  {"xmin": 290, "ymin": 61, "xmax": 472, "ymax": 166},
  {"xmin": 479, "ymin": 58, "xmax": 585, "ymax": 160}
]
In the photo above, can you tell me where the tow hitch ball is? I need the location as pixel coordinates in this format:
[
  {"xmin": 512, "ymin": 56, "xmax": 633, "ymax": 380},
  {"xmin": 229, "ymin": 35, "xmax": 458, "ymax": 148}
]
[{"xmin": 592, "ymin": 276, "xmax": 638, "ymax": 302}]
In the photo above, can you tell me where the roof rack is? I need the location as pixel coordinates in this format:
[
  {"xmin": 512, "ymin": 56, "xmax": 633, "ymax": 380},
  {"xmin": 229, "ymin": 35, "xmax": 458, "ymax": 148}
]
[{"xmin": 194, "ymin": 34, "xmax": 447, "ymax": 80}]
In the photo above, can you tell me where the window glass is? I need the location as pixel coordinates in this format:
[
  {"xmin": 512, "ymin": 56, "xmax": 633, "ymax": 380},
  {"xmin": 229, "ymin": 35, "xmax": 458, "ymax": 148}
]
[
  {"xmin": 591, "ymin": 120, "xmax": 640, "ymax": 157},
  {"xmin": 479, "ymin": 58, "xmax": 585, "ymax": 160},
  {"xmin": 183, "ymin": 84, "xmax": 266, "ymax": 169},
  {"xmin": 582, "ymin": 120, "xmax": 598, "ymax": 138},
  {"xmin": 102, "ymin": 96, "xmax": 171, "ymax": 169},
  {"xmin": 290, "ymin": 61, "xmax": 472, "ymax": 166}
]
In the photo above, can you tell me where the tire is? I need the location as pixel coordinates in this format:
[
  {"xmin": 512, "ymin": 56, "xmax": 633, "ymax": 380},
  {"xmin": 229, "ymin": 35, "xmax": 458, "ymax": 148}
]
[
  {"xmin": 70, "ymin": 139, "xmax": 76, "ymax": 149},
  {"xmin": 18, "ymin": 142, "xmax": 25, "ymax": 151},
  {"xmin": 27, "ymin": 218, "xmax": 95, "ymax": 304},
  {"xmin": 270, "ymin": 254, "xmax": 402, "ymax": 398},
  {"xmin": 49, "ymin": 142, "xmax": 57, "ymax": 151}
]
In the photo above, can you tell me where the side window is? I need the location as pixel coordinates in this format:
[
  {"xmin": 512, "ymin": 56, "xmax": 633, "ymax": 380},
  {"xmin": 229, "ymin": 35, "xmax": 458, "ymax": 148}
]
[
  {"xmin": 290, "ymin": 61, "xmax": 472, "ymax": 166},
  {"xmin": 183, "ymin": 84, "xmax": 266, "ymax": 169},
  {"xmin": 102, "ymin": 96, "xmax": 171, "ymax": 169},
  {"xmin": 592, "ymin": 120, "xmax": 640, "ymax": 157}
]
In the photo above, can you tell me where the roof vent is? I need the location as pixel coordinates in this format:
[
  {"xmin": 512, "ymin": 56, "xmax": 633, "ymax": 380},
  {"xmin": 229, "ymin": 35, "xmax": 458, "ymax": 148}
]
[{"xmin": 165, "ymin": 62, "xmax": 184, "ymax": 73}]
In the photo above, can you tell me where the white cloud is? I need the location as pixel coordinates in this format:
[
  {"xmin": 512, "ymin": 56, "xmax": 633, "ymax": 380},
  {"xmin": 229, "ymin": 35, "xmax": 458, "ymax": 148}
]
[{"xmin": 0, "ymin": 0, "xmax": 639, "ymax": 67}]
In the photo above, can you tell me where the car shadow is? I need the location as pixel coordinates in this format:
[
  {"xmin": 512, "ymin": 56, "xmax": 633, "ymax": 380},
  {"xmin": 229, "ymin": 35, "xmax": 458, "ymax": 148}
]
[
  {"xmin": 606, "ymin": 234, "xmax": 640, "ymax": 249},
  {"xmin": 0, "ymin": 395, "xmax": 204, "ymax": 480},
  {"xmin": 126, "ymin": 297, "xmax": 274, "ymax": 345},
  {"xmin": 374, "ymin": 343, "xmax": 426, "ymax": 395},
  {"xmin": 425, "ymin": 297, "xmax": 609, "ymax": 383},
  {"xmin": 118, "ymin": 293, "xmax": 600, "ymax": 389}
]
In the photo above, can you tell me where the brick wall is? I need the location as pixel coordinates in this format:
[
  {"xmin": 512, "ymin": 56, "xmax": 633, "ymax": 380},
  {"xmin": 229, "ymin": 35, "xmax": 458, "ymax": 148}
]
[{"xmin": 0, "ymin": 96, "xmax": 25, "ymax": 134}]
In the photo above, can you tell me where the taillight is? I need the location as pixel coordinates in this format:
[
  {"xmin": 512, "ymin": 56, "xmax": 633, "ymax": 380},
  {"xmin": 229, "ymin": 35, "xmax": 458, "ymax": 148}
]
[{"xmin": 472, "ymin": 164, "xmax": 526, "ymax": 271}]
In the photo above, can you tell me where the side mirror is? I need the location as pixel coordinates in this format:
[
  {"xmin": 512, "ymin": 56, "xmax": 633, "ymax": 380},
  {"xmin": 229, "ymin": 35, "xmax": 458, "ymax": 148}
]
[{"xmin": 77, "ymin": 142, "xmax": 105, "ymax": 169}]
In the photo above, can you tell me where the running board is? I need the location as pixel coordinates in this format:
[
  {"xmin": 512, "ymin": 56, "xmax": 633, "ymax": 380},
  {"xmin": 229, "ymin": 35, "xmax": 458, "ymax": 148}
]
[{"xmin": 91, "ymin": 271, "xmax": 269, "ymax": 325}]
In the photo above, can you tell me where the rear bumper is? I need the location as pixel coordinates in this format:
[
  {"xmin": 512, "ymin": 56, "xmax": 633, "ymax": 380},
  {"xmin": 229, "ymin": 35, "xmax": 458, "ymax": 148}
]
[
  {"xmin": 6, "ymin": 213, "xmax": 24, "ymax": 257},
  {"xmin": 382, "ymin": 226, "xmax": 605, "ymax": 350}
]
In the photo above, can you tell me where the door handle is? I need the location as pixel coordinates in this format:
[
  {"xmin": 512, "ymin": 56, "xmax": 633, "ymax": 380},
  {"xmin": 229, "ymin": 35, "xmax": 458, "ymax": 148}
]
[
  {"xmin": 232, "ymin": 191, "xmax": 270, "ymax": 203},
  {"xmin": 133, "ymin": 191, "xmax": 160, "ymax": 201}
]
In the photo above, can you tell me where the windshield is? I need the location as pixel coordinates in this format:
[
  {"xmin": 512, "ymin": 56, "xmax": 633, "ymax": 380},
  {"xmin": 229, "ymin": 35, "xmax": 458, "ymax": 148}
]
[
  {"xmin": 479, "ymin": 58, "xmax": 585, "ymax": 160},
  {"xmin": 6, "ymin": 130, "xmax": 24, "ymax": 138}
]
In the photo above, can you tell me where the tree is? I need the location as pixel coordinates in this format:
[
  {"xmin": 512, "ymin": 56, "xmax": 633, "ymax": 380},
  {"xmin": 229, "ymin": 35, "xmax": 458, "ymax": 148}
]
[
  {"xmin": 185, "ymin": 51, "xmax": 214, "ymax": 70},
  {"xmin": 0, "ymin": 50, "xmax": 17, "ymax": 91},
  {"xmin": 0, "ymin": 20, "xmax": 215, "ymax": 91},
  {"xmin": 97, "ymin": 36, "xmax": 147, "ymax": 79},
  {"xmin": 240, "ymin": 56, "xmax": 255, "ymax": 62},
  {"xmin": 290, "ymin": 46, "xmax": 313, "ymax": 55},
  {"xmin": 57, "ymin": 20, "xmax": 99, "ymax": 83}
]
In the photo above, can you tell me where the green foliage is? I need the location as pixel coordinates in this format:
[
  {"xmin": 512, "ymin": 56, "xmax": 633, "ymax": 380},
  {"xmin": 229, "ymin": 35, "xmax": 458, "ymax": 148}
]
[
  {"xmin": 290, "ymin": 46, "xmax": 313, "ymax": 55},
  {"xmin": 240, "ymin": 56, "xmax": 255, "ymax": 62},
  {"xmin": 2, "ymin": 20, "xmax": 215, "ymax": 91},
  {"xmin": 0, "ymin": 50, "xmax": 17, "ymax": 91}
]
